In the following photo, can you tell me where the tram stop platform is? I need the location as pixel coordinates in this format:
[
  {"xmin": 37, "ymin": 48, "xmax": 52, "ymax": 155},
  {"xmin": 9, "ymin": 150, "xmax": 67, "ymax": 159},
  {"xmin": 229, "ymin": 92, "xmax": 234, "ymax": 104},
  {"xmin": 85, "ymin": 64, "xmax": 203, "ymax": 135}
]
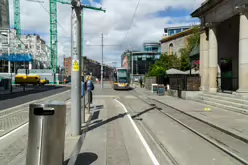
[
  {"xmin": 64, "ymin": 94, "xmax": 155, "ymax": 165},
  {"xmin": 133, "ymin": 86, "xmax": 248, "ymax": 142}
]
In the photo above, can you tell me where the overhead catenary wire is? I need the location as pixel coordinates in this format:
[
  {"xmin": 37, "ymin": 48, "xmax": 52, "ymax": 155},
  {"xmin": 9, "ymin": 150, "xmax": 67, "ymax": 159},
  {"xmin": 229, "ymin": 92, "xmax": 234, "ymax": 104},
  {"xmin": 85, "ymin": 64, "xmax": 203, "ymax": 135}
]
[
  {"xmin": 38, "ymin": 2, "xmax": 69, "ymax": 34},
  {"xmin": 121, "ymin": 0, "xmax": 141, "ymax": 48}
]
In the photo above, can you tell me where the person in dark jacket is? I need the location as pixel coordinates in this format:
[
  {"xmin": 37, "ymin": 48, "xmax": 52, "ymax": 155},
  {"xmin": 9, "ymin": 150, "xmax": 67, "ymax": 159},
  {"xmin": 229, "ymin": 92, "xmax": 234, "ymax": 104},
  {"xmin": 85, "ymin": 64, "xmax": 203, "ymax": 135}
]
[
  {"xmin": 85, "ymin": 75, "xmax": 94, "ymax": 104},
  {"xmin": 139, "ymin": 77, "xmax": 143, "ymax": 88}
]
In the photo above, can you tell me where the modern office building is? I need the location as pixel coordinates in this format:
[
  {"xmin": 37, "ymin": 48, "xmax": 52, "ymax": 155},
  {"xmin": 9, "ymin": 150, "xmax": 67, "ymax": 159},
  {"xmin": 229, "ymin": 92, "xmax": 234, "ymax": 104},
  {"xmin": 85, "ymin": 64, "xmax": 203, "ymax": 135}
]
[
  {"xmin": 121, "ymin": 42, "xmax": 161, "ymax": 75},
  {"xmin": 0, "ymin": 0, "xmax": 9, "ymax": 29},
  {"xmin": 163, "ymin": 26, "xmax": 192, "ymax": 37}
]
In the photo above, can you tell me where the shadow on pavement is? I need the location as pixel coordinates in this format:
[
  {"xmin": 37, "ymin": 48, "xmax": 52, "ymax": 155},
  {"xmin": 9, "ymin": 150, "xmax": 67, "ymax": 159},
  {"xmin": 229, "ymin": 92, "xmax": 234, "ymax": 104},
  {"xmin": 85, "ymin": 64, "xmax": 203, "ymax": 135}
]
[
  {"xmin": 91, "ymin": 110, "xmax": 100, "ymax": 120},
  {"xmin": 131, "ymin": 106, "xmax": 156, "ymax": 119},
  {"xmin": 64, "ymin": 152, "xmax": 98, "ymax": 165},
  {"xmin": 83, "ymin": 112, "xmax": 127, "ymax": 133},
  {"xmin": 0, "ymin": 85, "xmax": 66, "ymax": 101}
]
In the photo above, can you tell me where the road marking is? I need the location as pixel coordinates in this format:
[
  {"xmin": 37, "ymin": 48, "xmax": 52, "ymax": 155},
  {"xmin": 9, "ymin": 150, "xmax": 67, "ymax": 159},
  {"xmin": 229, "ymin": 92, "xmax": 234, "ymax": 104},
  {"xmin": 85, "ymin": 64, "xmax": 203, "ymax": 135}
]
[
  {"xmin": 0, "ymin": 122, "xmax": 29, "ymax": 140},
  {"xmin": 0, "ymin": 90, "xmax": 70, "ymax": 114},
  {"xmin": 115, "ymin": 99, "xmax": 160, "ymax": 165}
]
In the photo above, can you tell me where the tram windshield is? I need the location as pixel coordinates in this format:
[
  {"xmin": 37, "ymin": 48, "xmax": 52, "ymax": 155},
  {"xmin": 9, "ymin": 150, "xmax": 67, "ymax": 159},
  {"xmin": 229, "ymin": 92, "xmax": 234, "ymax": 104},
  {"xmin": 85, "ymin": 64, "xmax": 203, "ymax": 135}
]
[{"xmin": 117, "ymin": 69, "xmax": 128, "ymax": 83}]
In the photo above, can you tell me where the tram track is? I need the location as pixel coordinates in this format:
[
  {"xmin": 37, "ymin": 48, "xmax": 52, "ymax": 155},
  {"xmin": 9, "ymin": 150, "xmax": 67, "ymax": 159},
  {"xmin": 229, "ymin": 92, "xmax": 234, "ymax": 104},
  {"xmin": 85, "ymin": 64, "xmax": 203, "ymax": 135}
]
[
  {"xmin": 0, "ymin": 90, "xmax": 70, "ymax": 138},
  {"xmin": 129, "ymin": 90, "xmax": 248, "ymax": 165},
  {"xmin": 119, "ymin": 96, "xmax": 179, "ymax": 165}
]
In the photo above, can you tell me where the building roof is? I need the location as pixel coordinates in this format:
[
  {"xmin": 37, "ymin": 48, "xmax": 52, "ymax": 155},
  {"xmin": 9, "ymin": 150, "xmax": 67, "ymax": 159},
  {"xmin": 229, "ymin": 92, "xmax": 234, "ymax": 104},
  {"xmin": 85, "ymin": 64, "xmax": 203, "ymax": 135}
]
[
  {"xmin": 166, "ymin": 68, "xmax": 186, "ymax": 75},
  {"xmin": 191, "ymin": 0, "xmax": 224, "ymax": 17},
  {"xmin": 132, "ymin": 51, "xmax": 161, "ymax": 55},
  {"xmin": 160, "ymin": 28, "xmax": 195, "ymax": 43},
  {"xmin": 164, "ymin": 25, "xmax": 192, "ymax": 30},
  {"xmin": 143, "ymin": 42, "xmax": 160, "ymax": 45}
]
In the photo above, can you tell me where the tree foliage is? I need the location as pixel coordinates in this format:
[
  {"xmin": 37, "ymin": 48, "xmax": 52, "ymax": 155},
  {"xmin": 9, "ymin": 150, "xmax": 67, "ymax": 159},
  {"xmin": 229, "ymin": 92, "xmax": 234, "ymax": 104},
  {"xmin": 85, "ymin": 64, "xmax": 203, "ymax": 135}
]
[
  {"xmin": 147, "ymin": 53, "xmax": 180, "ymax": 77},
  {"xmin": 147, "ymin": 26, "xmax": 200, "ymax": 76},
  {"xmin": 179, "ymin": 26, "xmax": 200, "ymax": 71}
]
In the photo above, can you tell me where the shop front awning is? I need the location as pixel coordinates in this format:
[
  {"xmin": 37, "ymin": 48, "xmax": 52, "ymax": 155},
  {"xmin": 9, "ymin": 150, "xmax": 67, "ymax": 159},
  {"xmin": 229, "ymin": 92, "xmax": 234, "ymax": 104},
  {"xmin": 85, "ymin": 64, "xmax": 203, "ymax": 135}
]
[{"xmin": 0, "ymin": 54, "xmax": 33, "ymax": 62}]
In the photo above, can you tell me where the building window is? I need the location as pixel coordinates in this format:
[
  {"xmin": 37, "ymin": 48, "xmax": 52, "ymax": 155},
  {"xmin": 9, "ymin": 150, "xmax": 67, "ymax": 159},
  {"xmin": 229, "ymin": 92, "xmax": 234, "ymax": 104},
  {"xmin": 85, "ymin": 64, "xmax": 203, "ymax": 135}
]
[{"xmin": 169, "ymin": 43, "xmax": 173, "ymax": 55}]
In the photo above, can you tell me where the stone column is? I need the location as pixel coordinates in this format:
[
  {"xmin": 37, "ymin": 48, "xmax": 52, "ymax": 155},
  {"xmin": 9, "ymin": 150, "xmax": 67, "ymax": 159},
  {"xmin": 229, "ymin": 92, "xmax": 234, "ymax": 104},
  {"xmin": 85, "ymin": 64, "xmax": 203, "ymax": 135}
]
[
  {"xmin": 199, "ymin": 31, "xmax": 209, "ymax": 91},
  {"xmin": 237, "ymin": 13, "xmax": 248, "ymax": 93},
  {"xmin": 208, "ymin": 27, "xmax": 218, "ymax": 93}
]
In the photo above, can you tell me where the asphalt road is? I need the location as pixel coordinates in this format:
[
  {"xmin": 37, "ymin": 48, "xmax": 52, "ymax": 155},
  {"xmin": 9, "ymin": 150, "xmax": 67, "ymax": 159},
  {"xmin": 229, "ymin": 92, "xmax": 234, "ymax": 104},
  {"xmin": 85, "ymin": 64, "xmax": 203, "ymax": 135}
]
[{"xmin": 0, "ymin": 85, "xmax": 70, "ymax": 110}]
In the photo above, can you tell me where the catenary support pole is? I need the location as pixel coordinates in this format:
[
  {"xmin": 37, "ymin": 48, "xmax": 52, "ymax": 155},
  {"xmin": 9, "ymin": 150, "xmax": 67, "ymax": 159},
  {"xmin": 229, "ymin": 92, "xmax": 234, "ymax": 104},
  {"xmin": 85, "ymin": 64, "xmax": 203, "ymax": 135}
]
[
  {"xmin": 81, "ymin": 8, "xmax": 85, "ymax": 121},
  {"xmin": 71, "ymin": 1, "xmax": 82, "ymax": 136},
  {"xmin": 101, "ymin": 33, "xmax": 104, "ymax": 89}
]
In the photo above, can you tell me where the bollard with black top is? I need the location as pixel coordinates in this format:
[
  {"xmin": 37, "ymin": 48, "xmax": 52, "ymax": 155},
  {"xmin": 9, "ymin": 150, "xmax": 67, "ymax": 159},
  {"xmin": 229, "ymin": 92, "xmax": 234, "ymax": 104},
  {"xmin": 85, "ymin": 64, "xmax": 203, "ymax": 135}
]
[
  {"xmin": 177, "ymin": 85, "xmax": 182, "ymax": 98},
  {"xmin": 88, "ymin": 91, "xmax": 92, "ymax": 112},
  {"xmin": 26, "ymin": 101, "xmax": 66, "ymax": 165}
]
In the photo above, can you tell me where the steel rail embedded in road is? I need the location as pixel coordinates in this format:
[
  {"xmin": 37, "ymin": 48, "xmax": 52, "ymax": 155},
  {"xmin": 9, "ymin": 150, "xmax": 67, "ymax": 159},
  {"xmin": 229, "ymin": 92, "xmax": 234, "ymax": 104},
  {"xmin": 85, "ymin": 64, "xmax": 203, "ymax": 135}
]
[
  {"xmin": 130, "ymin": 90, "xmax": 248, "ymax": 165},
  {"xmin": 0, "ymin": 90, "xmax": 71, "ymax": 138},
  {"xmin": 119, "ymin": 97, "xmax": 178, "ymax": 165}
]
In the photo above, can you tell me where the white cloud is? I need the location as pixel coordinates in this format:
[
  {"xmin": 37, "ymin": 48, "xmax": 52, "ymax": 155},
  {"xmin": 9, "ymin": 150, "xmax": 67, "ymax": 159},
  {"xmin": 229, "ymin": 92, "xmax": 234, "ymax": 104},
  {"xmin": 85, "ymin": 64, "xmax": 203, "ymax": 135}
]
[{"xmin": 9, "ymin": 0, "xmax": 204, "ymax": 67}]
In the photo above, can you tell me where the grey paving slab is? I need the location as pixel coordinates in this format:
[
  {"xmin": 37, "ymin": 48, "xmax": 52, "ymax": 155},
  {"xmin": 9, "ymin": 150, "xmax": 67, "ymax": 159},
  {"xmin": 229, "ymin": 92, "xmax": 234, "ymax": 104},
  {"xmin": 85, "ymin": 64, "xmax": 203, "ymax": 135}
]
[
  {"xmin": 0, "ymin": 98, "xmax": 89, "ymax": 165},
  {"xmin": 122, "ymin": 96, "xmax": 242, "ymax": 165},
  {"xmin": 134, "ymin": 87, "xmax": 248, "ymax": 141},
  {"xmin": 79, "ymin": 97, "xmax": 153, "ymax": 165},
  {"xmin": 0, "ymin": 110, "xmax": 28, "ymax": 136},
  {"xmin": 105, "ymin": 99, "xmax": 130, "ymax": 165}
]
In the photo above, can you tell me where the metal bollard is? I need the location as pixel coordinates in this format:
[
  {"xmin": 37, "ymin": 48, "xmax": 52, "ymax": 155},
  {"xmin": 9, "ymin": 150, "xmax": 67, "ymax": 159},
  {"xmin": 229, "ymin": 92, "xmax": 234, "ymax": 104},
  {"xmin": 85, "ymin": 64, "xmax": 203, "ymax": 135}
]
[
  {"xmin": 87, "ymin": 91, "xmax": 92, "ymax": 113},
  {"xmin": 177, "ymin": 85, "xmax": 181, "ymax": 98},
  {"xmin": 26, "ymin": 101, "xmax": 66, "ymax": 165}
]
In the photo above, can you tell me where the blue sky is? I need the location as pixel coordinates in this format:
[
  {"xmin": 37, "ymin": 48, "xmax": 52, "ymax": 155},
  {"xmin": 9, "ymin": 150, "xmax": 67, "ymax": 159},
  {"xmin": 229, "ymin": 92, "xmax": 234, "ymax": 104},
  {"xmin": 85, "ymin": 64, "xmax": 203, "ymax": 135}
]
[{"xmin": 8, "ymin": 0, "xmax": 204, "ymax": 67}]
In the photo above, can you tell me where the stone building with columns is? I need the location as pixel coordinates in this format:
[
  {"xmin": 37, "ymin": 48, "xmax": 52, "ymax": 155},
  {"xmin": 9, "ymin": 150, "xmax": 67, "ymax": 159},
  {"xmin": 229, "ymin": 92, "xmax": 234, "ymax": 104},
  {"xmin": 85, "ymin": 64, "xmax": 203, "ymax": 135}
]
[{"xmin": 191, "ymin": 0, "xmax": 248, "ymax": 93}]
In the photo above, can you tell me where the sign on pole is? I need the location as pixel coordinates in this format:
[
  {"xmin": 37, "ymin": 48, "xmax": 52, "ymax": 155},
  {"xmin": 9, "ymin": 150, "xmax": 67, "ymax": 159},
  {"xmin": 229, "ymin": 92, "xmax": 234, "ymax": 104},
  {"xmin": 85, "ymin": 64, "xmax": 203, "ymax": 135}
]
[{"xmin": 72, "ymin": 59, "xmax": 79, "ymax": 71}]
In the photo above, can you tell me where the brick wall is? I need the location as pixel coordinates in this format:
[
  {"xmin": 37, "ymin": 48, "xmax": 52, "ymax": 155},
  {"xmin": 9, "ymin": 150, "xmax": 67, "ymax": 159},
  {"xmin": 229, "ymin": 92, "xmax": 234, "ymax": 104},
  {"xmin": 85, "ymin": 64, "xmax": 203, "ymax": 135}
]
[{"xmin": 64, "ymin": 57, "xmax": 113, "ymax": 79}]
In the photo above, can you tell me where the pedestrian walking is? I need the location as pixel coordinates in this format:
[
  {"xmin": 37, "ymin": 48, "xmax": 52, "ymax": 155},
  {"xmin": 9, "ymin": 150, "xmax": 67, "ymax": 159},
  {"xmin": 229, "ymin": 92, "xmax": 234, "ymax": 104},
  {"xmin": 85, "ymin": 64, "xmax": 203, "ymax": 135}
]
[
  {"xmin": 139, "ymin": 77, "xmax": 143, "ymax": 88},
  {"xmin": 85, "ymin": 75, "xmax": 95, "ymax": 105}
]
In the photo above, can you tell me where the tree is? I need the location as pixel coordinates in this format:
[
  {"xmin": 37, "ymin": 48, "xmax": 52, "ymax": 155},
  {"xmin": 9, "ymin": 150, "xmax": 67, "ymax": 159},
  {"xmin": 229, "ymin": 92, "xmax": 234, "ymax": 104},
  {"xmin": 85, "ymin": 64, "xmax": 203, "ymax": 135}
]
[
  {"xmin": 147, "ymin": 52, "xmax": 180, "ymax": 77},
  {"xmin": 179, "ymin": 26, "xmax": 200, "ymax": 71},
  {"xmin": 146, "ymin": 26, "xmax": 200, "ymax": 76}
]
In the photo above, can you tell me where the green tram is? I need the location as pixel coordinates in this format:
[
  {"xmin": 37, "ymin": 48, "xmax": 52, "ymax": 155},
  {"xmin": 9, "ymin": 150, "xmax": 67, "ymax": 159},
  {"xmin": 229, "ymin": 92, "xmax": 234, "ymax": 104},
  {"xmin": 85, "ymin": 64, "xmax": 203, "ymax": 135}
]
[{"xmin": 111, "ymin": 67, "xmax": 130, "ymax": 90}]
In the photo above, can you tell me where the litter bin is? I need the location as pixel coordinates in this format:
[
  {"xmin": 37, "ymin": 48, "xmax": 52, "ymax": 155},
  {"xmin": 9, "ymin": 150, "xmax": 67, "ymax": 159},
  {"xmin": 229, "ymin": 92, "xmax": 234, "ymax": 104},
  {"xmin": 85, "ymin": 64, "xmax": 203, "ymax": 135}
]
[
  {"xmin": 26, "ymin": 101, "xmax": 66, "ymax": 165},
  {"xmin": 3, "ymin": 79, "xmax": 11, "ymax": 90}
]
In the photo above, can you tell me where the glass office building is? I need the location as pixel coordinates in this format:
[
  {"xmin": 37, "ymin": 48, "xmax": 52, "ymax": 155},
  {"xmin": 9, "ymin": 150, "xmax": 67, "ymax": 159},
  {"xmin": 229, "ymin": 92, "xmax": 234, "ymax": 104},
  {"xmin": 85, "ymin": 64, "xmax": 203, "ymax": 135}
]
[{"xmin": 121, "ymin": 42, "xmax": 161, "ymax": 75}]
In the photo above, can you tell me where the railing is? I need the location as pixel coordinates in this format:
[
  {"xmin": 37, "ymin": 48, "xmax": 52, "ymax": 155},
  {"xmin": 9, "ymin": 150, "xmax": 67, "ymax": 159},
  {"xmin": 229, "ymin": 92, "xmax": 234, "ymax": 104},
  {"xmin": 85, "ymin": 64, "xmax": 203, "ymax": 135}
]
[{"xmin": 216, "ymin": 77, "xmax": 238, "ymax": 92}]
